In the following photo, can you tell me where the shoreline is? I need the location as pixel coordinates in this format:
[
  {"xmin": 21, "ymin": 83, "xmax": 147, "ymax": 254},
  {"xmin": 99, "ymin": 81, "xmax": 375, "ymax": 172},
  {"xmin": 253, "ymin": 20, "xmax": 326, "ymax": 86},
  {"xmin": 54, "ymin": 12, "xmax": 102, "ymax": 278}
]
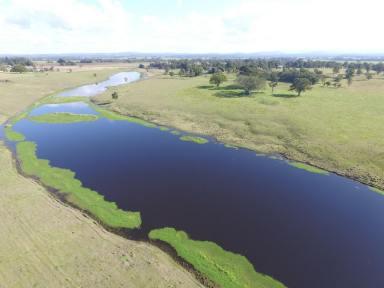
[
  {"xmin": 91, "ymin": 96, "xmax": 384, "ymax": 194},
  {"xmin": 1, "ymin": 72, "xmax": 223, "ymax": 288}
]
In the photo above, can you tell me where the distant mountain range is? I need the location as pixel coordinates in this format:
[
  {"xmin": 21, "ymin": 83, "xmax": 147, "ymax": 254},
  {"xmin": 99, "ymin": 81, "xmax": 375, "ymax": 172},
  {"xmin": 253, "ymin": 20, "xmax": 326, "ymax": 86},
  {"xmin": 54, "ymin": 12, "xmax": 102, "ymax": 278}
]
[{"xmin": 2, "ymin": 51, "xmax": 384, "ymax": 61}]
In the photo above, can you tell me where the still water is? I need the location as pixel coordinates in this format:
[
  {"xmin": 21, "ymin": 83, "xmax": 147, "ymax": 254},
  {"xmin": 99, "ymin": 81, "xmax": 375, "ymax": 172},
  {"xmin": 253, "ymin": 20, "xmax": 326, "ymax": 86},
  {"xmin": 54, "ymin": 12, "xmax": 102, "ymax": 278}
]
[{"xmin": 10, "ymin": 72, "xmax": 384, "ymax": 288}]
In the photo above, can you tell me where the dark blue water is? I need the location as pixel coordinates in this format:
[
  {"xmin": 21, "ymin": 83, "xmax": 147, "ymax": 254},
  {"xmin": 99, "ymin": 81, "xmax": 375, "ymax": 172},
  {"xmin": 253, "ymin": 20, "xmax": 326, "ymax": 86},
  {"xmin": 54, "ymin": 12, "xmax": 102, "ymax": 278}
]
[
  {"xmin": 13, "ymin": 113, "xmax": 384, "ymax": 288},
  {"xmin": 57, "ymin": 71, "xmax": 141, "ymax": 97}
]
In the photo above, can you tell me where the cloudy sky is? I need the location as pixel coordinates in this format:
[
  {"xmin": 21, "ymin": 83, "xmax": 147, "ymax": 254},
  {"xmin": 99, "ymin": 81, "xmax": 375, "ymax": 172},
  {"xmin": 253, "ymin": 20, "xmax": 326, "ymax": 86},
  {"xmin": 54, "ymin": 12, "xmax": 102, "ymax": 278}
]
[{"xmin": 0, "ymin": 0, "xmax": 383, "ymax": 54}]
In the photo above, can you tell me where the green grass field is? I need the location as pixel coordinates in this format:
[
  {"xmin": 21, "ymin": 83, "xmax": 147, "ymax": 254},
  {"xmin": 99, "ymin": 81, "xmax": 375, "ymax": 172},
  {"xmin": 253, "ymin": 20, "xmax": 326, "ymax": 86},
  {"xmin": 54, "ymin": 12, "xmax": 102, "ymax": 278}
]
[
  {"xmin": 29, "ymin": 112, "xmax": 99, "ymax": 123},
  {"xmin": 149, "ymin": 227, "xmax": 286, "ymax": 288},
  {"xmin": 94, "ymin": 72, "xmax": 384, "ymax": 191},
  {"xmin": 16, "ymin": 141, "xmax": 141, "ymax": 229}
]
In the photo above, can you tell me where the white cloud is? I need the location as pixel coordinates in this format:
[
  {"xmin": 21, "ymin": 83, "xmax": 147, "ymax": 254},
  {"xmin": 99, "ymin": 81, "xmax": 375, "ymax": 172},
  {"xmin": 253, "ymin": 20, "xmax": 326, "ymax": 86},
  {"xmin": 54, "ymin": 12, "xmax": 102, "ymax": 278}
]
[{"xmin": 0, "ymin": 0, "xmax": 384, "ymax": 54}]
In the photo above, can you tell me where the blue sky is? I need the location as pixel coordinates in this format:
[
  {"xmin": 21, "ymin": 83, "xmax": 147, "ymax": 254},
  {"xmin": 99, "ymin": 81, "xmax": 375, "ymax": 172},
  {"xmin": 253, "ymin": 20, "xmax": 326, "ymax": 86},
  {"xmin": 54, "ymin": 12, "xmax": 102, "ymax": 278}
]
[{"xmin": 0, "ymin": 0, "xmax": 383, "ymax": 54}]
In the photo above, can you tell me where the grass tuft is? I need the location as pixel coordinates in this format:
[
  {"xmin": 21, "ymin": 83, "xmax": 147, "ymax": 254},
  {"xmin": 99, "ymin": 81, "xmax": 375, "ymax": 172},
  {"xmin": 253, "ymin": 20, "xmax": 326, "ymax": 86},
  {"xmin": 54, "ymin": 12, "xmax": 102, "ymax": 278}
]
[
  {"xmin": 158, "ymin": 126, "xmax": 170, "ymax": 131},
  {"xmin": 29, "ymin": 112, "xmax": 98, "ymax": 124},
  {"xmin": 16, "ymin": 141, "xmax": 141, "ymax": 229},
  {"xmin": 369, "ymin": 186, "xmax": 384, "ymax": 195},
  {"xmin": 149, "ymin": 227, "xmax": 286, "ymax": 288},
  {"xmin": 170, "ymin": 130, "xmax": 181, "ymax": 135},
  {"xmin": 288, "ymin": 161, "xmax": 329, "ymax": 175},
  {"xmin": 180, "ymin": 135, "xmax": 208, "ymax": 144}
]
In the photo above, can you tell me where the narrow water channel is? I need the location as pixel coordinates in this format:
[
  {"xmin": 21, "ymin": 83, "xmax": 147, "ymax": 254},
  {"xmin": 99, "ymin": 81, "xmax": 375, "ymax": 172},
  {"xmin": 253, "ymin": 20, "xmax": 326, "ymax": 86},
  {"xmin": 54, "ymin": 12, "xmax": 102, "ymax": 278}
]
[{"xmin": 9, "ymin": 72, "xmax": 384, "ymax": 288}]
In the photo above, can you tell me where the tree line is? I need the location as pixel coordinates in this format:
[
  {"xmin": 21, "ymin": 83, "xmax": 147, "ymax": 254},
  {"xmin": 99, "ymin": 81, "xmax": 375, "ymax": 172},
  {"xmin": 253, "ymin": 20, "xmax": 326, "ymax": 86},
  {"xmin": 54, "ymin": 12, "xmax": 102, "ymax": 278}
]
[
  {"xmin": 146, "ymin": 58, "xmax": 384, "ymax": 96},
  {"xmin": 147, "ymin": 59, "xmax": 384, "ymax": 76}
]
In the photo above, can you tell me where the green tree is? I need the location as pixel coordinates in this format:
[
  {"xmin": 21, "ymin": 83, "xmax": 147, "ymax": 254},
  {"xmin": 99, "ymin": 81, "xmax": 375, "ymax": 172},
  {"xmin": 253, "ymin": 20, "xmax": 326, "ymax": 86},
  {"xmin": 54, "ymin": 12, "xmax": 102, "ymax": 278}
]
[
  {"xmin": 10, "ymin": 64, "xmax": 27, "ymax": 73},
  {"xmin": 345, "ymin": 67, "xmax": 354, "ymax": 86},
  {"xmin": 268, "ymin": 73, "xmax": 279, "ymax": 94},
  {"xmin": 57, "ymin": 58, "xmax": 66, "ymax": 65},
  {"xmin": 289, "ymin": 78, "xmax": 312, "ymax": 96},
  {"xmin": 332, "ymin": 66, "xmax": 340, "ymax": 74},
  {"xmin": 190, "ymin": 65, "xmax": 203, "ymax": 77},
  {"xmin": 112, "ymin": 91, "xmax": 119, "ymax": 100},
  {"xmin": 236, "ymin": 75, "xmax": 266, "ymax": 95},
  {"xmin": 319, "ymin": 74, "xmax": 327, "ymax": 87},
  {"xmin": 364, "ymin": 62, "xmax": 371, "ymax": 73},
  {"xmin": 209, "ymin": 72, "xmax": 227, "ymax": 87},
  {"xmin": 332, "ymin": 74, "xmax": 342, "ymax": 88}
]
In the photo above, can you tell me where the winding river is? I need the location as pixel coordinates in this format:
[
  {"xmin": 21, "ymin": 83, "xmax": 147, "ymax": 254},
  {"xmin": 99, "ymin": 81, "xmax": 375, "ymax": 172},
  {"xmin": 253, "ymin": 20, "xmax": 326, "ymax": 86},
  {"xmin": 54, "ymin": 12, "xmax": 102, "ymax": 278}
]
[{"xmin": 7, "ymin": 72, "xmax": 384, "ymax": 288}]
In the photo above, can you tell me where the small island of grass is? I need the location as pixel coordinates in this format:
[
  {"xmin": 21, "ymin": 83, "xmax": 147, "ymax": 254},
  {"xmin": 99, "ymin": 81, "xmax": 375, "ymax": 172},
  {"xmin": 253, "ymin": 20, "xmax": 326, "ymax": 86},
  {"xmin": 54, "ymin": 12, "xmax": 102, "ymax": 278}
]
[
  {"xmin": 180, "ymin": 135, "xmax": 208, "ymax": 144},
  {"xmin": 149, "ymin": 227, "xmax": 286, "ymax": 288},
  {"xmin": 4, "ymin": 126, "xmax": 25, "ymax": 142},
  {"xmin": 369, "ymin": 186, "xmax": 384, "ymax": 195},
  {"xmin": 29, "ymin": 112, "xmax": 98, "ymax": 124}
]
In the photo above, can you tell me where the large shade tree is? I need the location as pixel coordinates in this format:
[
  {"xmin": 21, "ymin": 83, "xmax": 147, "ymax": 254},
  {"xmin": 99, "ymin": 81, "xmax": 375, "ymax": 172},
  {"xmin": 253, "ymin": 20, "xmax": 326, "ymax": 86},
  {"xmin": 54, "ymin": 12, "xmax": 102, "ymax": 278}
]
[
  {"xmin": 236, "ymin": 75, "xmax": 266, "ymax": 95},
  {"xmin": 209, "ymin": 72, "xmax": 227, "ymax": 87},
  {"xmin": 289, "ymin": 78, "xmax": 312, "ymax": 96}
]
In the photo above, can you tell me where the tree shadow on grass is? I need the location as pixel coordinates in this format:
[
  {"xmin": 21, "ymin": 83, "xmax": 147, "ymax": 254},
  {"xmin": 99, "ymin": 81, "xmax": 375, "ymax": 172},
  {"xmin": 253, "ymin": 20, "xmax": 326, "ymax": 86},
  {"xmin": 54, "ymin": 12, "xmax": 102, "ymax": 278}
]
[
  {"xmin": 272, "ymin": 93, "xmax": 299, "ymax": 98},
  {"xmin": 214, "ymin": 90, "xmax": 247, "ymax": 98},
  {"xmin": 197, "ymin": 85, "xmax": 213, "ymax": 89},
  {"xmin": 197, "ymin": 84, "xmax": 243, "ymax": 91},
  {"xmin": 215, "ymin": 90, "xmax": 264, "ymax": 98}
]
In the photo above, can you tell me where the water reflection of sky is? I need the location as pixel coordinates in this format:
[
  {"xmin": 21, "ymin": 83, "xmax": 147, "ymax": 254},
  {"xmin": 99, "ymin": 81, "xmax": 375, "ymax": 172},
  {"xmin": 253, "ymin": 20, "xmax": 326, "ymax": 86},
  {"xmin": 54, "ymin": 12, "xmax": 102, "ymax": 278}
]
[
  {"xmin": 29, "ymin": 102, "xmax": 98, "ymax": 116},
  {"xmin": 58, "ymin": 71, "xmax": 141, "ymax": 97}
]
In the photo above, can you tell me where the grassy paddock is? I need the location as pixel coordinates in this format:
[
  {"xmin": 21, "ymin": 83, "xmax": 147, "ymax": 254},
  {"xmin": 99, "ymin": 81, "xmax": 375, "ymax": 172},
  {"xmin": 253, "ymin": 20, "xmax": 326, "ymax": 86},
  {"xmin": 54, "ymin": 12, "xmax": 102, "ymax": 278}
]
[
  {"xmin": 29, "ymin": 112, "xmax": 98, "ymax": 124},
  {"xmin": 149, "ymin": 227, "xmax": 286, "ymax": 288},
  {"xmin": 180, "ymin": 135, "xmax": 208, "ymax": 144},
  {"xmin": 16, "ymin": 141, "xmax": 141, "ymax": 229},
  {"xmin": 94, "ymin": 73, "xmax": 384, "ymax": 190}
]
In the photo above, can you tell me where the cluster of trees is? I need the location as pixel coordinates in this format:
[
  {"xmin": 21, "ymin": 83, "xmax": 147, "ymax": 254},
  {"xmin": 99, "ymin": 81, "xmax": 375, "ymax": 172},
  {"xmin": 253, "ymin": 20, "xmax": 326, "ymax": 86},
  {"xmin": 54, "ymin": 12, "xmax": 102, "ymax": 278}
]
[
  {"xmin": 0, "ymin": 57, "xmax": 33, "ymax": 66},
  {"xmin": 148, "ymin": 58, "xmax": 384, "ymax": 77},
  {"xmin": 57, "ymin": 58, "xmax": 76, "ymax": 66},
  {"xmin": 10, "ymin": 64, "xmax": 28, "ymax": 73},
  {"xmin": 0, "ymin": 57, "xmax": 33, "ymax": 73}
]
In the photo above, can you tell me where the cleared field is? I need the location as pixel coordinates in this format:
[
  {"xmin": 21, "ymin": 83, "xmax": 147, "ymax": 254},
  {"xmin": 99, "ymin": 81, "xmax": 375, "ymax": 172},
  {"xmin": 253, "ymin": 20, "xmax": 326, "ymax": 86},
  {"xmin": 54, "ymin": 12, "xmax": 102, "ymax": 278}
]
[{"xmin": 94, "ymin": 72, "xmax": 384, "ymax": 190}]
